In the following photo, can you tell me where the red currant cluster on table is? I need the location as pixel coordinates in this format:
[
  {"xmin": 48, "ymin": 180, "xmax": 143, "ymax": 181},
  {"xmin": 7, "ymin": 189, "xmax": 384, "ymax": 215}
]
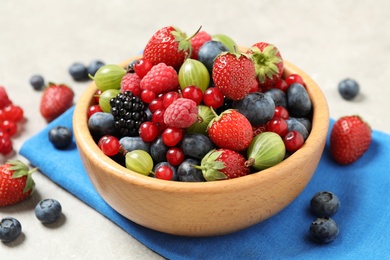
[
  {"xmin": 0, "ymin": 86, "xmax": 24, "ymax": 156},
  {"xmin": 87, "ymin": 26, "xmax": 313, "ymax": 182}
]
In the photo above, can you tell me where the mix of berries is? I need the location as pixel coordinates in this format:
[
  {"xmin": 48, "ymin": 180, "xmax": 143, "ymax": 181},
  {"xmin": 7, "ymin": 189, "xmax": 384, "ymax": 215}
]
[{"xmin": 87, "ymin": 25, "xmax": 316, "ymax": 182}]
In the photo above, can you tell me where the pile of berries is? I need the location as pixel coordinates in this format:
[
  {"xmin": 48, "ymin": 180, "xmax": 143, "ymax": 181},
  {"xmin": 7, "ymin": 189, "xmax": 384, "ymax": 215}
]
[
  {"xmin": 87, "ymin": 26, "xmax": 314, "ymax": 182},
  {"xmin": 0, "ymin": 86, "xmax": 24, "ymax": 155}
]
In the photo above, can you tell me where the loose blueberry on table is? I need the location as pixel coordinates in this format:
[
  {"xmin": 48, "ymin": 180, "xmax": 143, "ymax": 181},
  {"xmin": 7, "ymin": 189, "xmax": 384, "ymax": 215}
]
[{"xmin": 0, "ymin": 217, "xmax": 22, "ymax": 242}]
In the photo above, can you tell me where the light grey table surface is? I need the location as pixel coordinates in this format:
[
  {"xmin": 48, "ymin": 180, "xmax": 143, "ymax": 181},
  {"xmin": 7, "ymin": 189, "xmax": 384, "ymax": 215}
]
[{"xmin": 1, "ymin": 0, "xmax": 389, "ymax": 259}]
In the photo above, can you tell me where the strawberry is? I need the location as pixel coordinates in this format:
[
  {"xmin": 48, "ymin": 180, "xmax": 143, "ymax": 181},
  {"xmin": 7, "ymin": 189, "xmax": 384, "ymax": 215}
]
[
  {"xmin": 207, "ymin": 109, "xmax": 253, "ymax": 152},
  {"xmin": 198, "ymin": 149, "xmax": 250, "ymax": 181},
  {"xmin": 140, "ymin": 63, "xmax": 179, "ymax": 94},
  {"xmin": 330, "ymin": 115, "xmax": 372, "ymax": 164},
  {"xmin": 143, "ymin": 26, "xmax": 193, "ymax": 69},
  {"xmin": 212, "ymin": 52, "xmax": 256, "ymax": 100},
  {"xmin": 190, "ymin": 30, "xmax": 212, "ymax": 60},
  {"xmin": 0, "ymin": 160, "xmax": 37, "ymax": 207},
  {"xmin": 39, "ymin": 82, "xmax": 74, "ymax": 122},
  {"xmin": 246, "ymin": 42, "xmax": 284, "ymax": 90}
]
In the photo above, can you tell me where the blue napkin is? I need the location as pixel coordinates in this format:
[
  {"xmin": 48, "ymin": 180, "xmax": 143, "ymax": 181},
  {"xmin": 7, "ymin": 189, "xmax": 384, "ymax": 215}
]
[{"xmin": 20, "ymin": 106, "xmax": 390, "ymax": 259}]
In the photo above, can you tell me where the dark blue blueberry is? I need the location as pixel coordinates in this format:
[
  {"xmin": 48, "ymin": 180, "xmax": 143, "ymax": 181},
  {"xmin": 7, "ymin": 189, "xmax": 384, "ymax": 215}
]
[
  {"xmin": 150, "ymin": 136, "xmax": 169, "ymax": 164},
  {"xmin": 120, "ymin": 136, "xmax": 150, "ymax": 153},
  {"xmin": 295, "ymin": 117, "xmax": 312, "ymax": 133},
  {"xmin": 153, "ymin": 162, "xmax": 179, "ymax": 181},
  {"xmin": 310, "ymin": 191, "xmax": 340, "ymax": 217},
  {"xmin": 177, "ymin": 158, "xmax": 205, "ymax": 182},
  {"xmin": 87, "ymin": 60, "xmax": 105, "ymax": 77},
  {"xmin": 180, "ymin": 133, "xmax": 215, "ymax": 160},
  {"xmin": 29, "ymin": 74, "xmax": 45, "ymax": 90},
  {"xmin": 287, "ymin": 83, "xmax": 312, "ymax": 117},
  {"xmin": 88, "ymin": 112, "xmax": 117, "ymax": 139},
  {"xmin": 69, "ymin": 62, "xmax": 88, "ymax": 81},
  {"xmin": 286, "ymin": 117, "xmax": 309, "ymax": 140},
  {"xmin": 48, "ymin": 126, "xmax": 73, "ymax": 149},
  {"xmin": 264, "ymin": 88, "xmax": 287, "ymax": 107},
  {"xmin": 338, "ymin": 78, "xmax": 359, "ymax": 100},
  {"xmin": 232, "ymin": 92, "xmax": 275, "ymax": 126},
  {"xmin": 0, "ymin": 217, "xmax": 22, "ymax": 242},
  {"xmin": 198, "ymin": 40, "xmax": 229, "ymax": 74},
  {"xmin": 309, "ymin": 217, "xmax": 339, "ymax": 244},
  {"xmin": 35, "ymin": 199, "xmax": 62, "ymax": 224}
]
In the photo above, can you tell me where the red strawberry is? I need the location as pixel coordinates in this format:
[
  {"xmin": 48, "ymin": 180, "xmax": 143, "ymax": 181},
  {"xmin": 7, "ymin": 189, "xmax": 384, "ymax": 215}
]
[
  {"xmin": 120, "ymin": 73, "xmax": 141, "ymax": 97},
  {"xmin": 212, "ymin": 52, "xmax": 256, "ymax": 100},
  {"xmin": 190, "ymin": 30, "xmax": 212, "ymax": 60},
  {"xmin": 140, "ymin": 63, "xmax": 179, "ymax": 94},
  {"xmin": 0, "ymin": 86, "xmax": 12, "ymax": 109},
  {"xmin": 198, "ymin": 149, "xmax": 250, "ymax": 181},
  {"xmin": 330, "ymin": 115, "xmax": 372, "ymax": 164},
  {"xmin": 208, "ymin": 109, "xmax": 253, "ymax": 151},
  {"xmin": 40, "ymin": 82, "xmax": 74, "ymax": 122},
  {"xmin": 143, "ymin": 26, "xmax": 193, "ymax": 69},
  {"xmin": 0, "ymin": 160, "xmax": 37, "ymax": 207},
  {"xmin": 246, "ymin": 42, "xmax": 284, "ymax": 90}
]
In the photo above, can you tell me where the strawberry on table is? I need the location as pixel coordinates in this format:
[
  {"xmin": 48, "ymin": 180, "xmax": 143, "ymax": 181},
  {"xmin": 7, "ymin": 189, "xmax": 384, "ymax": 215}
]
[
  {"xmin": 0, "ymin": 160, "xmax": 37, "ymax": 207},
  {"xmin": 40, "ymin": 82, "xmax": 74, "ymax": 122},
  {"xmin": 330, "ymin": 115, "xmax": 372, "ymax": 164},
  {"xmin": 212, "ymin": 52, "xmax": 256, "ymax": 100}
]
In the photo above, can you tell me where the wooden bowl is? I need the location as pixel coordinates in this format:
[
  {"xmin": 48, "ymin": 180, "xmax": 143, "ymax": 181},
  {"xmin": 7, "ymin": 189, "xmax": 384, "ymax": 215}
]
[{"xmin": 73, "ymin": 55, "xmax": 329, "ymax": 237}]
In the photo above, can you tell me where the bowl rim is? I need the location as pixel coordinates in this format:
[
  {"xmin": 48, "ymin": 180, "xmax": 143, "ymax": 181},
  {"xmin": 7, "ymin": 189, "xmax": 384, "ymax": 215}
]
[{"xmin": 73, "ymin": 53, "xmax": 329, "ymax": 194}]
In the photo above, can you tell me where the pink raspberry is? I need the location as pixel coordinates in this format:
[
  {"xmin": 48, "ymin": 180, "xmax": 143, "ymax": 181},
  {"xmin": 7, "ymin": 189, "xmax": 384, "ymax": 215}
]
[
  {"xmin": 140, "ymin": 63, "xmax": 178, "ymax": 94},
  {"xmin": 190, "ymin": 31, "xmax": 212, "ymax": 60},
  {"xmin": 164, "ymin": 98, "xmax": 198, "ymax": 129},
  {"xmin": 121, "ymin": 73, "xmax": 141, "ymax": 96}
]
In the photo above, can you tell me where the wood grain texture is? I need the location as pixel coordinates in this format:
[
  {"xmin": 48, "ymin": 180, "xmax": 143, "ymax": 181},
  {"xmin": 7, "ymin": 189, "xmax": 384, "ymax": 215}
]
[{"xmin": 73, "ymin": 52, "xmax": 329, "ymax": 237}]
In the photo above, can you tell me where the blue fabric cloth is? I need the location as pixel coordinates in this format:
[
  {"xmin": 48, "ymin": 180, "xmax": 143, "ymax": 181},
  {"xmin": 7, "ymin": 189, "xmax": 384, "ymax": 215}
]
[{"xmin": 20, "ymin": 106, "xmax": 390, "ymax": 259}]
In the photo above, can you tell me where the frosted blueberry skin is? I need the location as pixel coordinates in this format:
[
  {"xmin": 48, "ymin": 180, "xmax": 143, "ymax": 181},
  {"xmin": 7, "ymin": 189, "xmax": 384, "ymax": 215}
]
[
  {"xmin": 264, "ymin": 88, "xmax": 287, "ymax": 107},
  {"xmin": 88, "ymin": 112, "xmax": 117, "ymax": 139},
  {"xmin": 286, "ymin": 117, "xmax": 309, "ymax": 140},
  {"xmin": 0, "ymin": 217, "xmax": 22, "ymax": 242},
  {"xmin": 198, "ymin": 40, "xmax": 229, "ymax": 74},
  {"xmin": 87, "ymin": 60, "xmax": 105, "ymax": 77},
  {"xmin": 150, "ymin": 136, "xmax": 169, "ymax": 164},
  {"xmin": 310, "ymin": 191, "xmax": 340, "ymax": 217},
  {"xmin": 29, "ymin": 74, "xmax": 45, "ymax": 91},
  {"xmin": 120, "ymin": 136, "xmax": 150, "ymax": 153},
  {"xmin": 287, "ymin": 83, "xmax": 312, "ymax": 117},
  {"xmin": 180, "ymin": 133, "xmax": 216, "ymax": 160},
  {"xmin": 177, "ymin": 158, "xmax": 205, "ymax": 182},
  {"xmin": 35, "ymin": 199, "xmax": 62, "ymax": 224},
  {"xmin": 309, "ymin": 217, "xmax": 339, "ymax": 244},
  {"xmin": 69, "ymin": 62, "xmax": 88, "ymax": 81},
  {"xmin": 338, "ymin": 78, "xmax": 359, "ymax": 100},
  {"xmin": 48, "ymin": 126, "xmax": 73, "ymax": 149}
]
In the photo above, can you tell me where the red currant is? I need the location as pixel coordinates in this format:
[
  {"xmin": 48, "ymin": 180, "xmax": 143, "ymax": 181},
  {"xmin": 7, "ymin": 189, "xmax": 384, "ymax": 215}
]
[
  {"xmin": 285, "ymin": 74, "xmax": 305, "ymax": 87},
  {"xmin": 139, "ymin": 121, "xmax": 159, "ymax": 142},
  {"xmin": 166, "ymin": 147, "xmax": 185, "ymax": 166},
  {"xmin": 274, "ymin": 106, "xmax": 289, "ymax": 119},
  {"xmin": 203, "ymin": 87, "xmax": 224, "ymax": 109},
  {"xmin": 98, "ymin": 135, "xmax": 120, "ymax": 156},
  {"xmin": 163, "ymin": 91, "xmax": 180, "ymax": 108},
  {"xmin": 182, "ymin": 85, "xmax": 203, "ymax": 105},
  {"xmin": 155, "ymin": 165, "xmax": 174, "ymax": 180},
  {"xmin": 3, "ymin": 105, "xmax": 24, "ymax": 122},
  {"xmin": 275, "ymin": 78, "xmax": 289, "ymax": 92},
  {"xmin": 283, "ymin": 130, "xmax": 305, "ymax": 152},
  {"xmin": 148, "ymin": 99, "xmax": 164, "ymax": 113},
  {"xmin": 87, "ymin": 105, "xmax": 103, "ymax": 119},
  {"xmin": 162, "ymin": 127, "xmax": 183, "ymax": 147},
  {"xmin": 266, "ymin": 117, "xmax": 288, "ymax": 137},
  {"xmin": 140, "ymin": 89, "xmax": 156, "ymax": 103},
  {"xmin": 1, "ymin": 120, "xmax": 17, "ymax": 136},
  {"xmin": 94, "ymin": 89, "xmax": 102, "ymax": 104},
  {"xmin": 134, "ymin": 58, "xmax": 153, "ymax": 79},
  {"xmin": 151, "ymin": 109, "xmax": 167, "ymax": 132}
]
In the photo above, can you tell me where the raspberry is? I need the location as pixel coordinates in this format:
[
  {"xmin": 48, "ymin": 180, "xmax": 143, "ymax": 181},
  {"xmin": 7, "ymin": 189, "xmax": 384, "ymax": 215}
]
[
  {"xmin": 164, "ymin": 98, "xmax": 198, "ymax": 129},
  {"xmin": 190, "ymin": 31, "xmax": 212, "ymax": 60},
  {"xmin": 120, "ymin": 73, "xmax": 141, "ymax": 97},
  {"xmin": 140, "ymin": 63, "xmax": 179, "ymax": 94},
  {"xmin": 0, "ymin": 86, "xmax": 12, "ymax": 109}
]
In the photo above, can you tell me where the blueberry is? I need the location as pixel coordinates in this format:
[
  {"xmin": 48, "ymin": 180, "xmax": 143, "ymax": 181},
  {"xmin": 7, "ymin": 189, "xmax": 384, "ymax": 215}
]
[
  {"xmin": 35, "ymin": 199, "xmax": 62, "ymax": 224},
  {"xmin": 88, "ymin": 112, "xmax": 117, "ymax": 139},
  {"xmin": 180, "ymin": 133, "xmax": 215, "ymax": 160},
  {"xmin": 295, "ymin": 117, "xmax": 312, "ymax": 133},
  {"xmin": 198, "ymin": 40, "xmax": 229, "ymax": 74},
  {"xmin": 29, "ymin": 74, "xmax": 45, "ymax": 90},
  {"xmin": 87, "ymin": 60, "xmax": 105, "ymax": 77},
  {"xmin": 177, "ymin": 158, "xmax": 205, "ymax": 182},
  {"xmin": 287, "ymin": 83, "xmax": 312, "ymax": 117},
  {"xmin": 309, "ymin": 217, "xmax": 339, "ymax": 244},
  {"xmin": 310, "ymin": 191, "xmax": 340, "ymax": 217},
  {"xmin": 338, "ymin": 78, "xmax": 359, "ymax": 100},
  {"xmin": 0, "ymin": 217, "xmax": 22, "ymax": 242},
  {"xmin": 120, "ymin": 136, "xmax": 150, "ymax": 153},
  {"xmin": 232, "ymin": 92, "xmax": 275, "ymax": 126},
  {"xmin": 153, "ymin": 162, "xmax": 178, "ymax": 181},
  {"xmin": 264, "ymin": 88, "xmax": 287, "ymax": 107},
  {"xmin": 48, "ymin": 126, "xmax": 73, "ymax": 149},
  {"xmin": 69, "ymin": 62, "xmax": 88, "ymax": 81},
  {"xmin": 286, "ymin": 117, "xmax": 309, "ymax": 140},
  {"xmin": 150, "ymin": 136, "xmax": 169, "ymax": 164}
]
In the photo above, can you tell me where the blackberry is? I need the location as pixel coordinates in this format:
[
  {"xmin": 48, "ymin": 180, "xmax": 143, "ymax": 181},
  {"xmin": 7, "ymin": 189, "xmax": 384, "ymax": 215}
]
[{"xmin": 110, "ymin": 91, "xmax": 147, "ymax": 137}]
